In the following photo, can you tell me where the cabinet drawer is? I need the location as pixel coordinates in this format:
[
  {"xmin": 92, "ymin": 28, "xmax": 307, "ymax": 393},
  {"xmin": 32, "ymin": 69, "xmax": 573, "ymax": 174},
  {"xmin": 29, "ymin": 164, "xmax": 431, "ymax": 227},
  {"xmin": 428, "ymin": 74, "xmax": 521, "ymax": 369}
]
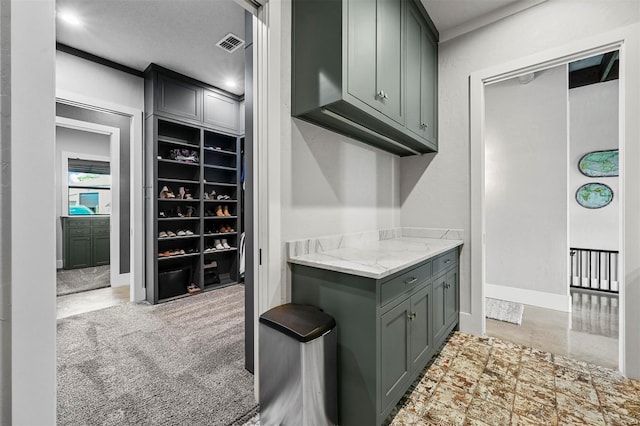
[
  {"xmin": 381, "ymin": 261, "xmax": 431, "ymax": 305},
  {"xmin": 66, "ymin": 219, "xmax": 92, "ymax": 228},
  {"xmin": 432, "ymin": 249, "xmax": 457, "ymax": 276},
  {"xmin": 69, "ymin": 227, "xmax": 90, "ymax": 237},
  {"xmin": 92, "ymin": 227, "xmax": 110, "ymax": 236},
  {"xmin": 92, "ymin": 218, "xmax": 110, "ymax": 228}
]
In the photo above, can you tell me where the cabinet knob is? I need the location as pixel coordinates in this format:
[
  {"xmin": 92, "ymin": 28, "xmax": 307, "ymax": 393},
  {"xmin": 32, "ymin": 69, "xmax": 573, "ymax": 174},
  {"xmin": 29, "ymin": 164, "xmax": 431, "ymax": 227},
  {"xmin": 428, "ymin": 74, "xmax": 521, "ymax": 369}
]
[
  {"xmin": 407, "ymin": 312, "xmax": 416, "ymax": 320},
  {"xmin": 445, "ymin": 283, "xmax": 451, "ymax": 289},
  {"xmin": 376, "ymin": 90, "xmax": 384, "ymax": 99},
  {"xmin": 383, "ymin": 92, "xmax": 389, "ymax": 99},
  {"xmin": 421, "ymin": 123, "xmax": 428, "ymax": 128}
]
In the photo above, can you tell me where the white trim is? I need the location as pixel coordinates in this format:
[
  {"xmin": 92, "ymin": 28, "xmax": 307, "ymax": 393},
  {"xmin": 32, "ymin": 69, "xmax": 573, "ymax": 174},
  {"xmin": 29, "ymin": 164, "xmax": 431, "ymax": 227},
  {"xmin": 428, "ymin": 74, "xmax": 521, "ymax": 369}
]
[
  {"xmin": 440, "ymin": 0, "xmax": 548, "ymax": 43},
  {"xmin": 470, "ymin": 27, "xmax": 636, "ymax": 375},
  {"xmin": 57, "ymin": 118, "xmax": 127, "ymax": 288},
  {"xmin": 56, "ymin": 90, "xmax": 145, "ymax": 302},
  {"xmin": 485, "ymin": 283, "xmax": 571, "ymax": 313}
]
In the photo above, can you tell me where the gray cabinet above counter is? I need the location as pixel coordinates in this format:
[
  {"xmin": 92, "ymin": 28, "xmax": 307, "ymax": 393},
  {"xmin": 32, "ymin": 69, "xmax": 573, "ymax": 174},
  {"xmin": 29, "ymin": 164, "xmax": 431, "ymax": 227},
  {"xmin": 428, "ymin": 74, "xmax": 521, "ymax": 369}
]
[{"xmin": 291, "ymin": 0, "xmax": 438, "ymax": 157}]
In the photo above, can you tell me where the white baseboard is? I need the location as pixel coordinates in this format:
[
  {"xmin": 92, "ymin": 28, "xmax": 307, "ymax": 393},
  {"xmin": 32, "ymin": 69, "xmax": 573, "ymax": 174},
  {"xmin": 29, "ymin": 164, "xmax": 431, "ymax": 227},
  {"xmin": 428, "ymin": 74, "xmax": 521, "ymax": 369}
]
[
  {"xmin": 486, "ymin": 283, "xmax": 571, "ymax": 312},
  {"xmin": 111, "ymin": 272, "xmax": 131, "ymax": 288},
  {"xmin": 459, "ymin": 312, "xmax": 484, "ymax": 336},
  {"xmin": 56, "ymin": 259, "xmax": 63, "ymax": 269}
]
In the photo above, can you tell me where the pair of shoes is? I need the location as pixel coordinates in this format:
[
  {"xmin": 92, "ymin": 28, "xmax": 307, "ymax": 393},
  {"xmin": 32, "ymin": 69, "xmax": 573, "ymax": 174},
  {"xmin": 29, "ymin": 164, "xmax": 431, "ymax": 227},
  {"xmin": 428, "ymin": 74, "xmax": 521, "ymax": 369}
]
[
  {"xmin": 216, "ymin": 205, "xmax": 231, "ymax": 217},
  {"xmin": 187, "ymin": 283, "xmax": 201, "ymax": 294},
  {"xmin": 159, "ymin": 186, "xmax": 175, "ymax": 199},
  {"xmin": 177, "ymin": 187, "xmax": 194, "ymax": 200},
  {"xmin": 218, "ymin": 225, "xmax": 234, "ymax": 233},
  {"xmin": 216, "ymin": 194, "xmax": 231, "ymax": 200},
  {"xmin": 204, "ymin": 246, "xmax": 217, "ymax": 253},
  {"xmin": 186, "ymin": 206, "xmax": 197, "ymax": 217},
  {"xmin": 214, "ymin": 239, "xmax": 231, "ymax": 250}
]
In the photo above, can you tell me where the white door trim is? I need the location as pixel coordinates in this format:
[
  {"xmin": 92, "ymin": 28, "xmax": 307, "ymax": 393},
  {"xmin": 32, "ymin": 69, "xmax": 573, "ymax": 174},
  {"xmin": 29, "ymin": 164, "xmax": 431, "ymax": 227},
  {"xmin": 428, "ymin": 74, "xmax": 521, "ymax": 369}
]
[
  {"xmin": 57, "ymin": 117, "xmax": 125, "ymax": 287},
  {"xmin": 469, "ymin": 26, "xmax": 639, "ymax": 376},
  {"xmin": 56, "ymin": 91, "xmax": 145, "ymax": 302}
]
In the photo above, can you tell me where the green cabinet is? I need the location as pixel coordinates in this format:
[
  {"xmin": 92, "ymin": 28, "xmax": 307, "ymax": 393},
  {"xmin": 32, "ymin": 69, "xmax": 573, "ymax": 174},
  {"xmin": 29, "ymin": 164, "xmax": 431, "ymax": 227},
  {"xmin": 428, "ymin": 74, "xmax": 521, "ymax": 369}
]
[
  {"xmin": 405, "ymin": 1, "xmax": 437, "ymax": 147},
  {"xmin": 62, "ymin": 216, "xmax": 110, "ymax": 269},
  {"xmin": 292, "ymin": 0, "xmax": 438, "ymax": 156},
  {"xmin": 433, "ymin": 256, "xmax": 459, "ymax": 344},
  {"xmin": 291, "ymin": 247, "xmax": 459, "ymax": 425}
]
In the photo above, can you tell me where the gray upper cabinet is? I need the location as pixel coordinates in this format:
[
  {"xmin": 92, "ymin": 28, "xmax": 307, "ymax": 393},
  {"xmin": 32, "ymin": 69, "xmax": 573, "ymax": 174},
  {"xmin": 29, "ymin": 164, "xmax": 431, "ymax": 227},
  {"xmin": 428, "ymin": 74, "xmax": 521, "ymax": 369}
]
[
  {"xmin": 157, "ymin": 75, "xmax": 202, "ymax": 122},
  {"xmin": 203, "ymin": 90, "xmax": 240, "ymax": 134},
  {"xmin": 145, "ymin": 64, "xmax": 242, "ymax": 135},
  {"xmin": 405, "ymin": 2, "xmax": 437, "ymax": 147},
  {"xmin": 292, "ymin": 0, "xmax": 438, "ymax": 157}
]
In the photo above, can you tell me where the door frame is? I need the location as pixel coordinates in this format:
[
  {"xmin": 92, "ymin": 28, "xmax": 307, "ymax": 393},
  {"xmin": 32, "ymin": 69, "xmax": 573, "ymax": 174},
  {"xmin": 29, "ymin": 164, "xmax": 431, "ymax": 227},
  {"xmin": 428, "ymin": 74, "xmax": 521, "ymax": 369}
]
[
  {"xmin": 57, "ymin": 90, "xmax": 145, "ymax": 301},
  {"xmin": 56, "ymin": 118, "xmax": 124, "ymax": 286},
  {"xmin": 468, "ymin": 27, "xmax": 637, "ymax": 375}
]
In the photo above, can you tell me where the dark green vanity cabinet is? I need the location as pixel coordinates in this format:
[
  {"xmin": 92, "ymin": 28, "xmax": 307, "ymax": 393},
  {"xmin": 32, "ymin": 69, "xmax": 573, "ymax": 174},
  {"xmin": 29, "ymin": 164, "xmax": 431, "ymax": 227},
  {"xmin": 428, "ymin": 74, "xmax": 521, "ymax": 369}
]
[
  {"xmin": 62, "ymin": 216, "xmax": 110, "ymax": 269},
  {"xmin": 291, "ymin": 0, "xmax": 438, "ymax": 156},
  {"xmin": 291, "ymin": 247, "xmax": 459, "ymax": 425}
]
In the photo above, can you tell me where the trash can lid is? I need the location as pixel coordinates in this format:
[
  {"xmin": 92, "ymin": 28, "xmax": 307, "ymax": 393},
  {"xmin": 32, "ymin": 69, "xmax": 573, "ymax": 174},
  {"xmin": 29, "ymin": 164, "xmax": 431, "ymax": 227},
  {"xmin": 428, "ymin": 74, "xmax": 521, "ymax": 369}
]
[{"xmin": 259, "ymin": 303, "xmax": 336, "ymax": 343}]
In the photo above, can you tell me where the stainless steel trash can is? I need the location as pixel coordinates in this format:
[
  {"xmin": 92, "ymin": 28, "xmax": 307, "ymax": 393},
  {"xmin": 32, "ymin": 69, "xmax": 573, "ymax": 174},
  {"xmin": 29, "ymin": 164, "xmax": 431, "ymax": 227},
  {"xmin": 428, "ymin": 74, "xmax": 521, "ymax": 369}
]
[{"xmin": 259, "ymin": 303, "xmax": 337, "ymax": 426}]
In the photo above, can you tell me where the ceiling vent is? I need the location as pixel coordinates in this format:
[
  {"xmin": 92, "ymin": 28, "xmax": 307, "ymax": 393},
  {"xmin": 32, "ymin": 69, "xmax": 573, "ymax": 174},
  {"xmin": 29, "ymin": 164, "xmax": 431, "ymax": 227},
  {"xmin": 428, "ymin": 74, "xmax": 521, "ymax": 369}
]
[{"xmin": 216, "ymin": 33, "xmax": 245, "ymax": 53}]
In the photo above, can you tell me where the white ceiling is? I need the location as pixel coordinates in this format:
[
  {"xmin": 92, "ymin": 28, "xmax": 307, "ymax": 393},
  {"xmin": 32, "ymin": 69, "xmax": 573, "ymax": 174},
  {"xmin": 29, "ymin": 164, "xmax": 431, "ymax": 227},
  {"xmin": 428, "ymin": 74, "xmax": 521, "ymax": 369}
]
[{"xmin": 56, "ymin": 0, "xmax": 538, "ymax": 97}]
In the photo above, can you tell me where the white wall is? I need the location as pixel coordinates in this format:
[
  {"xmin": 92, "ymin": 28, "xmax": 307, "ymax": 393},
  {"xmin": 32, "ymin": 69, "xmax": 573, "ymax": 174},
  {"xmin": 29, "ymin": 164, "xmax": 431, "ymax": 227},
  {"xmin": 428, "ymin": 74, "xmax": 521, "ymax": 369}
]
[
  {"xmin": 56, "ymin": 51, "xmax": 144, "ymax": 110},
  {"xmin": 55, "ymin": 127, "xmax": 111, "ymax": 267},
  {"xmin": 401, "ymin": 0, "xmax": 639, "ymax": 318},
  {"xmin": 484, "ymin": 65, "xmax": 568, "ymax": 298},
  {"xmin": 569, "ymin": 80, "xmax": 619, "ymax": 251},
  {"xmin": 10, "ymin": 0, "xmax": 57, "ymax": 423},
  {"xmin": 260, "ymin": 0, "xmax": 401, "ymax": 311}
]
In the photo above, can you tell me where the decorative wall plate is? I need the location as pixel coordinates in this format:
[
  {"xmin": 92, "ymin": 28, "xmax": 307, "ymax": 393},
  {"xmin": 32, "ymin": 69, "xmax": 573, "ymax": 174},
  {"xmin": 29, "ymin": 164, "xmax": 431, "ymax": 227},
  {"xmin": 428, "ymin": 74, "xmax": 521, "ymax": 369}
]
[
  {"xmin": 578, "ymin": 149, "xmax": 619, "ymax": 177},
  {"xmin": 575, "ymin": 183, "xmax": 614, "ymax": 209}
]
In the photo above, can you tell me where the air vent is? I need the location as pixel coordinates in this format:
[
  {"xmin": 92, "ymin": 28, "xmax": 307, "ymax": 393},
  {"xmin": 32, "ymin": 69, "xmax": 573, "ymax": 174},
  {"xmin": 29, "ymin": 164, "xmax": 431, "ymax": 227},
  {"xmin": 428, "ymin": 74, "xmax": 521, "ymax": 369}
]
[{"xmin": 216, "ymin": 33, "xmax": 245, "ymax": 53}]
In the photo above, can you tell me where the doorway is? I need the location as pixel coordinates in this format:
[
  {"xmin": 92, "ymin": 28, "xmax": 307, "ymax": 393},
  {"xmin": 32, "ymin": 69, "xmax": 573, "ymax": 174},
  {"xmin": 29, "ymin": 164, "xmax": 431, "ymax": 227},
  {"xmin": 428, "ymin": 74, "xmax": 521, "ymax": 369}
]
[{"xmin": 469, "ymin": 35, "xmax": 633, "ymax": 374}]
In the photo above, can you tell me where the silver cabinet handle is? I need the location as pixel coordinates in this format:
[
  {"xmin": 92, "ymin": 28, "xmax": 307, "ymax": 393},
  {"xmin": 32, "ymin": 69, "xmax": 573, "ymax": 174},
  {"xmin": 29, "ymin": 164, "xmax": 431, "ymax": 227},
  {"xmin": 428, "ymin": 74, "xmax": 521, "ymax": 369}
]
[
  {"xmin": 420, "ymin": 122, "xmax": 428, "ymax": 128},
  {"xmin": 383, "ymin": 92, "xmax": 388, "ymax": 99},
  {"xmin": 376, "ymin": 90, "xmax": 384, "ymax": 99},
  {"xmin": 407, "ymin": 312, "xmax": 416, "ymax": 320},
  {"xmin": 404, "ymin": 277, "xmax": 417, "ymax": 285}
]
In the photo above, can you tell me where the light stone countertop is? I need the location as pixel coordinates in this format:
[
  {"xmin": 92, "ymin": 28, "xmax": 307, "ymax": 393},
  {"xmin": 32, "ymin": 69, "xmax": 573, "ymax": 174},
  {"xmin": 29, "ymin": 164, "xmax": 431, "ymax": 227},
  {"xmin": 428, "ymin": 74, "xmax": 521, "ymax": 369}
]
[{"xmin": 286, "ymin": 228, "xmax": 463, "ymax": 280}]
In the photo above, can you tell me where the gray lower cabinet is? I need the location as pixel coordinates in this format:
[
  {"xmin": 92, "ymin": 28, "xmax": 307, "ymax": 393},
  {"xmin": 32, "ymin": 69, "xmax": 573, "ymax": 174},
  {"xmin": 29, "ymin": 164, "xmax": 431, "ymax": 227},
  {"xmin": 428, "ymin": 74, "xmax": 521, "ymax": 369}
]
[
  {"xmin": 62, "ymin": 216, "xmax": 110, "ymax": 270},
  {"xmin": 291, "ymin": 247, "xmax": 459, "ymax": 425}
]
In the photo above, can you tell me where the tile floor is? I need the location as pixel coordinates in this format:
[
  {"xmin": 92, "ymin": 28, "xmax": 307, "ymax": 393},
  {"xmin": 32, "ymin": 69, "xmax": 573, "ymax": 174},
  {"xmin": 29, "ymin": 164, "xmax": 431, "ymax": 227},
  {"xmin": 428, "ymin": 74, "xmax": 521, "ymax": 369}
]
[{"xmin": 388, "ymin": 331, "xmax": 640, "ymax": 425}]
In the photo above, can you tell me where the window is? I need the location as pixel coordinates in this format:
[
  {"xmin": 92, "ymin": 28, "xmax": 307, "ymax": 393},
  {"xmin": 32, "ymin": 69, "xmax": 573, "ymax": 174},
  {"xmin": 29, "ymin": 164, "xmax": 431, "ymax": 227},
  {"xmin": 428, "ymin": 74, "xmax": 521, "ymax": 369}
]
[{"xmin": 68, "ymin": 159, "xmax": 111, "ymax": 215}]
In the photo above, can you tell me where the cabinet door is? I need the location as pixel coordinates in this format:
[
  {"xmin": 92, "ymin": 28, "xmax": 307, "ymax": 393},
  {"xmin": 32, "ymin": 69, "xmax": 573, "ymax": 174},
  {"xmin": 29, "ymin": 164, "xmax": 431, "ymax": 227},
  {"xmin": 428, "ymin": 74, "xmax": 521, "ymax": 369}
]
[
  {"xmin": 405, "ymin": 4, "xmax": 424, "ymax": 139},
  {"xmin": 203, "ymin": 90, "xmax": 240, "ymax": 134},
  {"xmin": 67, "ymin": 235, "xmax": 92, "ymax": 269},
  {"xmin": 346, "ymin": 0, "xmax": 377, "ymax": 109},
  {"xmin": 380, "ymin": 298, "xmax": 410, "ymax": 411},
  {"xmin": 444, "ymin": 268, "xmax": 458, "ymax": 327},
  {"xmin": 432, "ymin": 274, "xmax": 447, "ymax": 343},
  {"xmin": 157, "ymin": 75, "xmax": 202, "ymax": 122},
  {"xmin": 421, "ymin": 29, "xmax": 437, "ymax": 145},
  {"xmin": 92, "ymin": 230, "xmax": 110, "ymax": 267},
  {"xmin": 376, "ymin": 0, "xmax": 403, "ymax": 124},
  {"xmin": 410, "ymin": 283, "xmax": 432, "ymax": 370}
]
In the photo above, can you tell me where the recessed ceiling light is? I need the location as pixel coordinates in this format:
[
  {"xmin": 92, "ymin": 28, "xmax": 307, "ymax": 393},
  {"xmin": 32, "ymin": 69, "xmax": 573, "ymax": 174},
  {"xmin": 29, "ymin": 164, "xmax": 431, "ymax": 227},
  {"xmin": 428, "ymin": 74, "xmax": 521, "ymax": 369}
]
[
  {"xmin": 225, "ymin": 79, "xmax": 237, "ymax": 89},
  {"xmin": 57, "ymin": 10, "xmax": 83, "ymax": 27}
]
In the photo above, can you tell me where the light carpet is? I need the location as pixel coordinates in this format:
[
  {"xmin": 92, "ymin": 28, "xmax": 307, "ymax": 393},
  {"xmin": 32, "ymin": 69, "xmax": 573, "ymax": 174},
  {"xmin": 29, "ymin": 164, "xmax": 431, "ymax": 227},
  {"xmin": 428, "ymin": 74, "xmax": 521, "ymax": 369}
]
[
  {"xmin": 57, "ymin": 265, "xmax": 111, "ymax": 296},
  {"xmin": 57, "ymin": 284, "xmax": 256, "ymax": 425},
  {"xmin": 486, "ymin": 297, "xmax": 525, "ymax": 325}
]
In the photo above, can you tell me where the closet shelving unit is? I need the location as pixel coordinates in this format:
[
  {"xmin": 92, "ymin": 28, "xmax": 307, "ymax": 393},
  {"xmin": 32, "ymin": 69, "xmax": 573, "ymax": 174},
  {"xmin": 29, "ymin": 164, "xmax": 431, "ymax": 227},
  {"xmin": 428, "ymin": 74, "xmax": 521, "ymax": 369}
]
[{"xmin": 145, "ymin": 65, "xmax": 242, "ymax": 304}]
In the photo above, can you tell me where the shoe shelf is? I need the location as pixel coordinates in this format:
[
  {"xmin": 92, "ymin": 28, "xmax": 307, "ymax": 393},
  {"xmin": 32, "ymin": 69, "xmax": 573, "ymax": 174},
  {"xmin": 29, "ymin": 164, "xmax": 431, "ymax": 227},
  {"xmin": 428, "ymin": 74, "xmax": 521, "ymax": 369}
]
[{"xmin": 145, "ymin": 113, "xmax": 242, "ymax": 304}]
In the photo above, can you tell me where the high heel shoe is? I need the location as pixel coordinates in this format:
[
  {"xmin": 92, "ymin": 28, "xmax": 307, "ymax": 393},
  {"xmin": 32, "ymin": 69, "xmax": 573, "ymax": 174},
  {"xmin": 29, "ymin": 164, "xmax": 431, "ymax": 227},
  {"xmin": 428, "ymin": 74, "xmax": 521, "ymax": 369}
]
[
  {"xmin": 216, "ymin": 205, "xmax": 225, "ymax": 217},
  {"xmin": 177, "ymin": 206, "xmax": 183, "ymax": 217},
  {"xmin": 186, "ymin": 206, "xmax": 196, "ymax": 217},
  {"xmin": 223, "ymin": 205, "xmax": 231, "ymax": 217},
  {"xmin": 178, "ymin": 186, "xmax": 186, "ymax": 199},
  {"xmin": 160, "ymin": 186, "xmax": 170, "ymax": 199}
]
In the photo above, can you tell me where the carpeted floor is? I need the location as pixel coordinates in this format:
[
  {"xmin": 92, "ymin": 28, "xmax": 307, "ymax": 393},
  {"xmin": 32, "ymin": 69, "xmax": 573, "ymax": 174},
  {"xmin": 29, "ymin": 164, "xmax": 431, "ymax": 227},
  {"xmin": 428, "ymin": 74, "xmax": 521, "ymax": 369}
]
[
  {"xmin": 57, "ymin": 284, "xmax": 256, "ymax": 425},
  {"xmin": 57, "ymin": 265, "xmax": 111, "ymax": 296},
  {"xmin": 388, "ymin": 331, "xmax": 640, "ymax": 425}
]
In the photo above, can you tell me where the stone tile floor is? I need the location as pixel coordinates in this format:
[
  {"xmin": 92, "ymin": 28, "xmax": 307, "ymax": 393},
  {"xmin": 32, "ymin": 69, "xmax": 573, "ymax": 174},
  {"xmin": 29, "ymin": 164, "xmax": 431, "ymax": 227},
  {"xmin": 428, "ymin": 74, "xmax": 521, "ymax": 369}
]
[{"xmin": 388, "ymin": 331, "xmax": 640, "ymax": 425}]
